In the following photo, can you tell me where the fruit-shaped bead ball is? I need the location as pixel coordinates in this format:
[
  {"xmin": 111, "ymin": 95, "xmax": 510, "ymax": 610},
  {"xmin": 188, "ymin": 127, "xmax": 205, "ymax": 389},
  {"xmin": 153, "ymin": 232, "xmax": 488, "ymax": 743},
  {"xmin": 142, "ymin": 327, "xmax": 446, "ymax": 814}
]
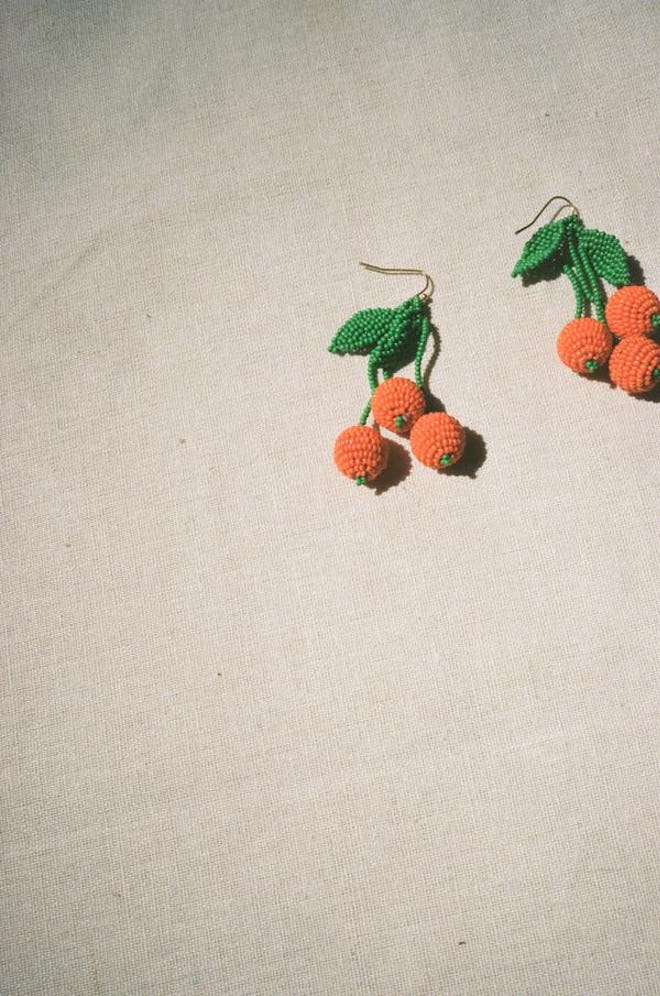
[
  {"xmin": 371, "ymin": 377, "xmax": 426, "ymax": 434},
  {"xmin": 334, "ymin": 425, "xmax": 388, "ymax": 485},
  {"xmin": 410, "ymin": 412, "xmax": 466, "ymax": 469},
  {"xmin": 556, "ymin": 318, "xmax": 613, "ymax": 375},
  {"xmin": 605, "ymin": 285, "xmax": 660, "ymax": 339},
  {"xmin": 609, "ymin": 336, "xmax": 660, "ymax": 394}
]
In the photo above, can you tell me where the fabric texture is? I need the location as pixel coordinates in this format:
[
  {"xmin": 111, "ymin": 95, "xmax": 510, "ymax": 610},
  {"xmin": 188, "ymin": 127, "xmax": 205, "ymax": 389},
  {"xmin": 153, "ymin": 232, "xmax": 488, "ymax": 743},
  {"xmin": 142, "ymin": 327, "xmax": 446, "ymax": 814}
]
[{"xmin": 2, "ymin": 1, "xmax": 659, "ymax": 993}]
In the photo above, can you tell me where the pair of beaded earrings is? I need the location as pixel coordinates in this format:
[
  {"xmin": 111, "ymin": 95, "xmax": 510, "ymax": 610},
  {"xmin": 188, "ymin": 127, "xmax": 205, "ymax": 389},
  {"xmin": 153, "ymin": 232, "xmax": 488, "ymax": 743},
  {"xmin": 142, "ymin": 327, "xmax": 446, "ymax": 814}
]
[{"xmin": 330, "ymin": 196, "xmax": 660, "ymax": 486}]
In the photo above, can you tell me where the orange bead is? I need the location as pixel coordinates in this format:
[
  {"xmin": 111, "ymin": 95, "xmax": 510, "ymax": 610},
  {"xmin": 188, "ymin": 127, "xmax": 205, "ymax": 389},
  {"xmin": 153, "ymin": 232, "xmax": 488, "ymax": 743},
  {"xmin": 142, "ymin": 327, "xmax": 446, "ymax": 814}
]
[
  {"xmin": 409, "ymin": 412, "xmax": 466, "ymax": 469},
  {"xmin": 556, "ymin": 318, "xmax": 613, "ymax": 375},
  {"xmin": 605, "ymin": 285, "xmax": 660, "ymax": 338},
  {"xmin": 371, "ymin": 377, "xmax": 426, "ymax": 434},
  {"xmin": 333, "ymin": 425, "xmax": 388, "ymax": 484},
  {"xmin": 609, "ymin": 336, "xmax": 660, "ymax": 394}
]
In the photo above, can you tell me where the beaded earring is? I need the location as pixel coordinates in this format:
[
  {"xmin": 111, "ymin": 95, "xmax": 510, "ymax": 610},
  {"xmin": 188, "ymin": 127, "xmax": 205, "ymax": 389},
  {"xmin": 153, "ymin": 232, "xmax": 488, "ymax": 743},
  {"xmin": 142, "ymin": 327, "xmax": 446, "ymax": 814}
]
[
  {"xmin": 512, "ymin": 196, "xmax": 660, "ymax": 394},
  {"xmin": 329, "ymin": 263, "xmax": 466, "ymax": 486}
]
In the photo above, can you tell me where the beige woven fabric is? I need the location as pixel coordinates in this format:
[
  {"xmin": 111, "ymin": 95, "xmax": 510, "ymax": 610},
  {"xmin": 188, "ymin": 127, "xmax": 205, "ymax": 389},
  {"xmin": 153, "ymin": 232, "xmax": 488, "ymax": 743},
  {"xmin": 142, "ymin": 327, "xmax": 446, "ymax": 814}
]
[{"xmin": 2, "ymin": 1, "xmax": 659, "ymax": 993}]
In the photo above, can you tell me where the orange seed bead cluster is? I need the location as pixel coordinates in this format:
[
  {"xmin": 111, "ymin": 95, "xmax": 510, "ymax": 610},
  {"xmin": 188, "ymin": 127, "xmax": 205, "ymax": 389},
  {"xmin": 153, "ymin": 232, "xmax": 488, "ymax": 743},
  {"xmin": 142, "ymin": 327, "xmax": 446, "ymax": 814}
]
[
  {"xmin": 371, "ymin": 377, "xmax": 426, "ymax": 434},
  {"xmin": 410, "ymin": 412, "xmax": 466, "ymax": 469},
  {"xmin": 556, "ymin": 318, "xmax": 613, "ymax": 375},
  {"xmin": 609, "ymin": 336, "xmax": 660, "ymax": 394},
  {"xmin": 605, "ymin": 285, "xmax": 660, "ymax": 338},
  {"xmin": 333, "ymin": 425, "xmax": 388, "ymax": 485}
]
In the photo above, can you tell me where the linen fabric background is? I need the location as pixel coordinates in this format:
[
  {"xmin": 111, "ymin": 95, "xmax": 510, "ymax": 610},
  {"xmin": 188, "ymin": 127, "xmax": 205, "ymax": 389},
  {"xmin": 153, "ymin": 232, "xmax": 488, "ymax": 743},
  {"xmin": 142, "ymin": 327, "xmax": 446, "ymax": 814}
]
[{"xmin": 2, "ymin": 1, "xmax": 659, "ymax": 993}]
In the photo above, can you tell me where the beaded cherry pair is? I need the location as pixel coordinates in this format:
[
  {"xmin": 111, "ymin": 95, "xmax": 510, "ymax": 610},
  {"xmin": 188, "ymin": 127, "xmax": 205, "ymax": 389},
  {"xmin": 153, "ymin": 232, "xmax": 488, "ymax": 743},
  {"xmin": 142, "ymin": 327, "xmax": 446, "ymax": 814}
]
[
  {"xmin": 329, "ymin": 264, "xmax": 465, "ymax": 486},
  {"xmin": 329, "ymin": 198, "xmax": 660, "ymax": 487}
]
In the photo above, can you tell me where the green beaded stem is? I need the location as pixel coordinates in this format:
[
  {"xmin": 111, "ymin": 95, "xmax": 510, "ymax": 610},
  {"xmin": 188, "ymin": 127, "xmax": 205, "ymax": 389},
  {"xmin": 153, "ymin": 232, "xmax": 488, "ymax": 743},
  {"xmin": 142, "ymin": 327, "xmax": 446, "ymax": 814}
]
[
  {"xmin": 576, "ymin": 239, "xmax": 606, "ymax": 322},
  {"xmin": 567, "ymin": 226, "xmax": 605, "ymax": 320},
  {"xmin": 414, "ymin": 314, "xmax": 432, "ymax": 390},
  {"xmin": 358, "ymin": 399, "xmax": 372, "ymax": 426},
  {"xmin": 367, "ymin": 353, "xmax": 379, "ymax": 393},
  {"xmin": 358, "ymin": 366, "xmax": 395, "ymax": 424},
  {"xmin": 563, "ymin": 264, "xmax": 584, "ymax": 319},
  {"xmin": 568, "ymin": 228, "xmax": 594, "ymax": 306}
]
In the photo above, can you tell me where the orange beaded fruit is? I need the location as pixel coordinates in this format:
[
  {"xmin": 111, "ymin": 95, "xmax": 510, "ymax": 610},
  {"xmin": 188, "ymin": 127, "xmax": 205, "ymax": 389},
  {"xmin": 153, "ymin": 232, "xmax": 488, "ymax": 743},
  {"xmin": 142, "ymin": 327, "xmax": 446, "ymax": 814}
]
[
  {"xmin": 605, "ymin": 285, "xmax": 660, "ymax": 338},
  {"xmin": 371, "ymin": 377, "xmax": 426, "ymax": 434},
  {"xmin": 409, "ymin": 412, "xmax": 466, "ymax": 469},
  {"xmin": 609, "ymin": 336, "xmax": 660, "ymax": 394},
  {"xmin": 334, "ymin": 425, "xmax": 388, "ymax": 484},
  {"xmin": 556, "ymin": 317, "xmax": 613, "ymax": 374}
]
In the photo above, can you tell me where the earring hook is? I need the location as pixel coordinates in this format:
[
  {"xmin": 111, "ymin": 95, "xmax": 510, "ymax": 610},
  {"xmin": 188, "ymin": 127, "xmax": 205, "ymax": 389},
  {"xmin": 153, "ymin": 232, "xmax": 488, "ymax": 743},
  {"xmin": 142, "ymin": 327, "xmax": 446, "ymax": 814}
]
[
  {"xmin": 514, "ymin": 196, "xmax": 580, "ymax": 235},
  {"xmin": 359, "ymin": 261, "xmax": 435, "ymax": 301}
]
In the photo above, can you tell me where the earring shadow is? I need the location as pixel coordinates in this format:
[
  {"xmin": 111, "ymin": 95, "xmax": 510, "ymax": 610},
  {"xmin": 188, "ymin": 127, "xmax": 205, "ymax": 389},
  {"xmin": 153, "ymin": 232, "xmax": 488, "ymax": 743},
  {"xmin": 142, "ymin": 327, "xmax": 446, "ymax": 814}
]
[
  {"xmin": 626, "ymin": 254, "xmax": 645, "ymax": 285},
  {"xmin": 586, "ymin": 365, "xmax": 616, "ymax": 388},
  {"xmin": 442, "ymin": 427, "xmax": 487, "ymax": 479},
  {"xmin": 629, "ymin": 385, "xmax": 660, "ymax": 403},
  {"xmin": 368, "ymin": 439, "xmax": 412, "ymax": 494},
  {"xmin": 520, "ymin": 255, "xmax": 564, "ymax": 287}
]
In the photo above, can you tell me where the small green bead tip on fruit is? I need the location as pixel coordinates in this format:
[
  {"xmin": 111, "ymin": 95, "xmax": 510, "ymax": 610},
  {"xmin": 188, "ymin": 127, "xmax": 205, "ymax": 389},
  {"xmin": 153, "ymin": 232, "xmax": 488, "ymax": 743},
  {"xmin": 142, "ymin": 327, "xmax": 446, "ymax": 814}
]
[
  {"xmin": 653, "ymin": 368, "xmax": 660, "ymax": 381},
  {"xmin": 394, "ymin": 415, "xmax": 406, "ymax": 429},
  {"xmin": 439, "ymin": 454, "xmax": 453, "ymax": 466},
  {"xmin": 355, "ymin": 476, "xmax": 367, "ymax": 486},
  {"xmin": 585, "ymin": 359, "xmax": 599, "ymax": 373}
]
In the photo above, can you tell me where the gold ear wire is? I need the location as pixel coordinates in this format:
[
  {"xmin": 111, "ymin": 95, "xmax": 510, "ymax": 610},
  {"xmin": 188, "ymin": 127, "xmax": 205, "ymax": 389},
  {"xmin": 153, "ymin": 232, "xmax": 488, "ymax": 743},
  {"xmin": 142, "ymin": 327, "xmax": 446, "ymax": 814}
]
[
  {"xmin": 515, "ymin": 196, "xmax": 580, "ymax": 235},
  {"xmin": 359, "ymin": 261, "xmax": 435, "ymax": 301}
]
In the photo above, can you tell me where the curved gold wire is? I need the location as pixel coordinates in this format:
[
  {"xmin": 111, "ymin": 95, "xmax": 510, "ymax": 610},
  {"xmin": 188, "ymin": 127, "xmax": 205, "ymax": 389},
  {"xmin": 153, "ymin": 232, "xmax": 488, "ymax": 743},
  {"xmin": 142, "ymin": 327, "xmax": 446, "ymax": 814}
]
[
  {"xmin": 514, "ymin": 196, "xmax": 580, "ymax": 235},
  {"xmin": 359, "ymin": 261, "xmax": 435, "ymax": 300}
]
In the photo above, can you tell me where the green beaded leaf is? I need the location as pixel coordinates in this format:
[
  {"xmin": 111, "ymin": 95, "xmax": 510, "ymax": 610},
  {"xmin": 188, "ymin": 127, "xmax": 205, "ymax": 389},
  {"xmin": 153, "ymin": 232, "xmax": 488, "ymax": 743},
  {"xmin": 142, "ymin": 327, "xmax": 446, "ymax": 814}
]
[
  {"xmin": 373, "ymin": 310, "xmax": 416, "ymax": 366},
  {"xmin": 512, "ymin": 219, "xmax": 568, "ymax": 278},
  {"xmin": 578, "ymin": 227, "xmax": 631, "ymax": 287},
  {"xmin": 328, "ymin": 307, "xmax": 394, "ymax": 355}
]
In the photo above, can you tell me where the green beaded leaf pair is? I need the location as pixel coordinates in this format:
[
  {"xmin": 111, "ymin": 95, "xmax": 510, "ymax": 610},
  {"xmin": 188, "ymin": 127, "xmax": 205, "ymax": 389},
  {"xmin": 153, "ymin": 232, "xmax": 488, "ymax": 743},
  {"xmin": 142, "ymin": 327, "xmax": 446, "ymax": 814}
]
[
  {"xmin": 328, "ymin": 297, "xmax": 424, "ymax": 364},
  {"xmin": 512, "ymin": 215, "xmax": 631, "ymax": 322}
]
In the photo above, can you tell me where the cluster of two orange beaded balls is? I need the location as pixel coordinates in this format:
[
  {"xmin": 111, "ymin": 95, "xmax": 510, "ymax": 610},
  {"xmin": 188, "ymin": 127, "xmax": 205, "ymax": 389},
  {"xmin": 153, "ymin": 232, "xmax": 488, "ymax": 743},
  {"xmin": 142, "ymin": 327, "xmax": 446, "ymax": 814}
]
[{"xmin": 329, "ymin": 264, "xmax": 466, "ymax": 486}]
